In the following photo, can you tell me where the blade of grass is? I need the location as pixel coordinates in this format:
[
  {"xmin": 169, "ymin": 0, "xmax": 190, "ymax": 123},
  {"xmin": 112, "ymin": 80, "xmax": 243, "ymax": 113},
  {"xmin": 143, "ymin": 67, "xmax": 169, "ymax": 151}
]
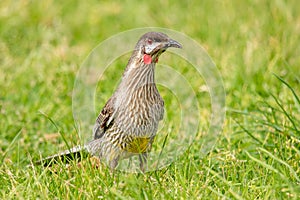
[
  {"xmin": 270, "ymin": 93, "xmax": 299, "ymax": 133},
  {"xmin": 233, "ymin": 118, "xmax": 264, "ymax": 145},
  {"xmin": 204, "ymin": 166, "xmax": 243, "ymax": 200},
  {"xmin": 38, "ymin": 111, "xmax": 77, "ymax": 161},
  {"xmin": 273, "ymin": 73, "xmax": 300, "ymax": 106},
  {"xmin": 245, "ymin": 151, "xmax": 287, "ymax": 181},
  {"xmin": 258, "ymin": 147, "xmax": 300, "ymax": 182},
  {"xmin": 156, "ymin": 132, "xmax": 169, "ymax": 171},
  {"xmin": 1, "ymin": 128, "xmax": 22, "ymax": 165},
  {"xmin": 207, "ymin": 186, "xmax": 231, "ymax": 200}
]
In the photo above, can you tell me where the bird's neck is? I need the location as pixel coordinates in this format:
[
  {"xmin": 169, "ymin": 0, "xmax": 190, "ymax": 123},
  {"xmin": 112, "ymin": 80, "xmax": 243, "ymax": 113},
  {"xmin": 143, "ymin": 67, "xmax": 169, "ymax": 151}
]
[
  {"xmin": 121, "ymin": 61, "xmax": 156, "ymax": 91},
  {"xmin": 113, "ymin": 59, "xmax": 160, "ymax": 109}
]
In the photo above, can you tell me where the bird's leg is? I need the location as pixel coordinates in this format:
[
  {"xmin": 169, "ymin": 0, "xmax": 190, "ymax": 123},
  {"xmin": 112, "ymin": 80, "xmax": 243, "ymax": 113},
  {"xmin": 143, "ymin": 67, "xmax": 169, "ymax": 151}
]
[
  {"xmin": 109, "ymin": 156, "xmax": 119, "ymax": 170},
  {"xmin": 139, "ymin": 153, "xmax": 148, "ymax": 173},
  {"xmin": 127, "ymin": 157, "xmax": 132, "ymax": 169}
]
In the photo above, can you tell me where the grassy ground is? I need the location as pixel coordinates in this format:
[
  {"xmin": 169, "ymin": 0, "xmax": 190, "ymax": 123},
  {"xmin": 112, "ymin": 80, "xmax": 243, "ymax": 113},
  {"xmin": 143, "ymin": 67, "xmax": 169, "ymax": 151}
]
[{"xmin": 1, "ymin": 0, "xmax": 299, "ymax": 199}]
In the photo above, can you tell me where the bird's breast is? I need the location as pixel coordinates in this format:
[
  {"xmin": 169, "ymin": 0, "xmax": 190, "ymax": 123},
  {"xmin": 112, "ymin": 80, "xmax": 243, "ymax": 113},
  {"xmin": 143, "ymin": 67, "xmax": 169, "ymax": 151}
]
[{"xmin": 115, "ymin": 84, "xmax": 164, "ymax": 137}]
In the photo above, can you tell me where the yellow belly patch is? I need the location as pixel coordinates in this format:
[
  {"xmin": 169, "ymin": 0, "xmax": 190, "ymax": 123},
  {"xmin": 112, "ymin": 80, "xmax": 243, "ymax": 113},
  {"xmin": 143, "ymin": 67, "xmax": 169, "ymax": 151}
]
[{"xmin": 125, "ymin": 137, "xmax": 150, "ymax": 153}]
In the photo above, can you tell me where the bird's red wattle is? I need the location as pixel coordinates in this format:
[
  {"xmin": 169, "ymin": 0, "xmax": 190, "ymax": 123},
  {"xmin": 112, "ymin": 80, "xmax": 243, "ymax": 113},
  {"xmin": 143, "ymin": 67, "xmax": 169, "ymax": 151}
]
[{"xmin": 143, "ymin": 54, "xmax": 152, "ymax": 64}]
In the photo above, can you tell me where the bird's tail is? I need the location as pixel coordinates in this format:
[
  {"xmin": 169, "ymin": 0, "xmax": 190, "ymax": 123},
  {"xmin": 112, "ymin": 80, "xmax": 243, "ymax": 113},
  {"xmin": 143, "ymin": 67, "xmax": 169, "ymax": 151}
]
[{"xmin": 35, "ymin": 145, "xmax": 89, "ymax": 167}]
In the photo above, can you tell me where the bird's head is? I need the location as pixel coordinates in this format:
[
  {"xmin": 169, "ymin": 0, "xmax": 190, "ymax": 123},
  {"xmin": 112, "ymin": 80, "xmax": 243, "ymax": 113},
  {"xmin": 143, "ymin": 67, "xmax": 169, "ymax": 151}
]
[
  {"xmin": 134, "ymin": 32, "xmax": 182, "ymax": 64},
  {"xmin": 121, "ymin": 32, "xmax": 182, "ymax": 90}
]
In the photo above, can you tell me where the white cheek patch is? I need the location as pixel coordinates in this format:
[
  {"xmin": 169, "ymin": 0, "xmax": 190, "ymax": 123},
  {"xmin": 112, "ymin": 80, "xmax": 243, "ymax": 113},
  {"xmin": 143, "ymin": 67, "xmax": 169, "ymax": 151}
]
[{"xmin": 145, "ymin": 43, "xmax": 159, "ymax": 54}]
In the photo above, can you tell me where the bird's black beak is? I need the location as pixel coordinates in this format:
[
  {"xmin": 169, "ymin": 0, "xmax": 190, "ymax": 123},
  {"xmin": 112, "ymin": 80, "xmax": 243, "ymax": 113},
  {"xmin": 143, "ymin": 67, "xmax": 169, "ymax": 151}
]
[{"xmin": 165, "ymin": 39, "xmax": 182, "ymax": 49}]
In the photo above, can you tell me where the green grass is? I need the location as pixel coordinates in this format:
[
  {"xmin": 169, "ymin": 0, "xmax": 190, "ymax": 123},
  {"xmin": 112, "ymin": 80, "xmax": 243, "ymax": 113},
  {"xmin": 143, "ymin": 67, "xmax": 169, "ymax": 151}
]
[{"xmin": 1, "ymin": 0, "xmax": 299, "ymax": 199}]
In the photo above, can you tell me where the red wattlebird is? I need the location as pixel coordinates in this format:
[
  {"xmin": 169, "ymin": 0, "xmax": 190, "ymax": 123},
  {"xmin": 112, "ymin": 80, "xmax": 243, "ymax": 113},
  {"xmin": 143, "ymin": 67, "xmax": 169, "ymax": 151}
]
[{"xmin": 39, "ymin": 32, "xmax": 182, "ymax": 172}]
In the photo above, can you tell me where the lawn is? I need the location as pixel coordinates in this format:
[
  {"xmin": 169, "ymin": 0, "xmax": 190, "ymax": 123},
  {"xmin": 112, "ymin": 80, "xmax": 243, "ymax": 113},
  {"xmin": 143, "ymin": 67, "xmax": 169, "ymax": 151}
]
[{"xmin": 0, "ymin": 0, "xmax": 299, "ymax": 199}]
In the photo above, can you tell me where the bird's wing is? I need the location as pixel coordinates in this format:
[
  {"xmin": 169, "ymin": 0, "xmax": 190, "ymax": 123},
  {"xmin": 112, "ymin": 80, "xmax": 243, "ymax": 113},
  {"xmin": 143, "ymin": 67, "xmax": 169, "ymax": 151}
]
[{"xmin": 93, "ymin": 96, "xmax": 116, "ymax": 139}]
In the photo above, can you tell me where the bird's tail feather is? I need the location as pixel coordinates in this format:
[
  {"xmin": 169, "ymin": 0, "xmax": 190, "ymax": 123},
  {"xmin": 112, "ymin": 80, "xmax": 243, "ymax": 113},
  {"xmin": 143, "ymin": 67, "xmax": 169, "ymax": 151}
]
[{"xmin": 36, "ymin": 145, "xmax": 89, "ymax": 166}]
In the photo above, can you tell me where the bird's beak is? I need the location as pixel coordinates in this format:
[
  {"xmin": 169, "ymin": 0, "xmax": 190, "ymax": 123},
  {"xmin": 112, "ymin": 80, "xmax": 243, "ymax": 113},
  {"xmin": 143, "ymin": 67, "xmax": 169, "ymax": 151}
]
[{"xmin": 165, "ymin": 39, "xmax": 182, "ymax": 49}]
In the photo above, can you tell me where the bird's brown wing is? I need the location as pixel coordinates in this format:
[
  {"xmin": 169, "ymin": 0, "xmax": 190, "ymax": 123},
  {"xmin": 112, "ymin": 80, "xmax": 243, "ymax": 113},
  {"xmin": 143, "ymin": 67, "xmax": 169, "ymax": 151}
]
[{"xmin": 93, "ymin": 97, "xmax": 116, "ymax": 139}]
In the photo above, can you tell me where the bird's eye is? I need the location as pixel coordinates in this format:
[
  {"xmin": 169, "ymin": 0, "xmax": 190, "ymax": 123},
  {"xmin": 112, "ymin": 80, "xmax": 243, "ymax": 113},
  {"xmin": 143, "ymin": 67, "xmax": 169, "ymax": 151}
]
[{"xmin": 147, "ymin": 39, "xmax": 153, "ymax": 45}]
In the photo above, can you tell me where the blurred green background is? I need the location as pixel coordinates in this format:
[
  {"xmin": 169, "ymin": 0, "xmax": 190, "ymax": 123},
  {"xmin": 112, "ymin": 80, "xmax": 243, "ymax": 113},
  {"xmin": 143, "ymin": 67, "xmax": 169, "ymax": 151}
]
[{"xmin": 0, "ymin": 0, "xmax": 299, "ymax": 199}]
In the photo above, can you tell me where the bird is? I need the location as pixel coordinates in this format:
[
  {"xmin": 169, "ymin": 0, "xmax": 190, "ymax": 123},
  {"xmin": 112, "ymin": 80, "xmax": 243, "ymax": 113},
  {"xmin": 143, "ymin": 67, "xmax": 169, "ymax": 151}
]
[{"xmin": 38, "ymin": 32, "xmax": 182, "ymax": 172}]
